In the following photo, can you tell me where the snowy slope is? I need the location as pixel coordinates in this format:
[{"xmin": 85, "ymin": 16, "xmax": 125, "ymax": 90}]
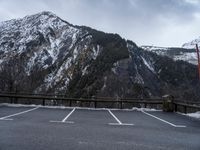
[
  {"xmin": 141, "ymin": 46, "xmax": 198, "ymax": 65},
  {"xmin": 141, "ymin": 46, "xmax": 169, "ymax": 55},
  {"xmin": 0, "ymin": 11, "xmax": 102, "ymax": 93},
  {"xmin": 182, "ymin": 37, "xmax": 200, "ymax": 49}
]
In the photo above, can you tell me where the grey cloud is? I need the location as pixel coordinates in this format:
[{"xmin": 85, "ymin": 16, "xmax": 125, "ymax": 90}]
[{"xmin": 0, "ymin": 0, "xmax": 200, "ymax": 46}]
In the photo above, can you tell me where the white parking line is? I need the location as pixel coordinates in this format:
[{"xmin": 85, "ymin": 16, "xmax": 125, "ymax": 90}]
[
  {"xmin": 0, "ymin": 107, "xmax": 39, "ymax": 121},
  {"xmin": 0, "ymin": 118, "xmax": 13, "ymax": 121},
  {"xmin": 107, "ymin": 109, "xmax": 134, "ymax": 126},
  {"xmin": 62, "ymin": 108, "xmax": 75, "ymax": 122},
  {"xmin": 50, "ymin": 108, "xmax": 75, "ymax": 123},
  {"xmin": 108, "ymin": 109, "xmax": 122, "ymax": 124},
  {"xmin": 141, "ymin": 110, "xmax": 186, "ymax": 128}
]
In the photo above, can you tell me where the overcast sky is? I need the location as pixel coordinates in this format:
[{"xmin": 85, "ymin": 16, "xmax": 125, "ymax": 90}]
[{"xmin": 0, "ymin": 0, "xmax": 200, "ymax": 47}]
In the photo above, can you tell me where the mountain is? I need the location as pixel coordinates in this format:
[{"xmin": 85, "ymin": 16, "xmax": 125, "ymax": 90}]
[
  {"xmin": 141, "ymin": 46, "xmax": 198, "ymax": 65},
  {"xmin": 0, "ymin": 11, "xmax": 130, "ymax": 97},
  {"xmin": 0, "ymin": 11, "xmax": 200, "ymax": 101},
  {"xmin": 182, "ymin": 37, "xmax": 200, "ymax": 49}
]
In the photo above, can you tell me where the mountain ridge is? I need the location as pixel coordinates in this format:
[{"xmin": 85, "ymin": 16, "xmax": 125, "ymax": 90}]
[
  {"xmin": 182, "ymin": 36, "xmax": 200, "ymax": 49},
  {"xmin": 141, "ymin": 45, "xmax": 198, "ymax": 65},
  {"xmin": 0, "ymin": 11, "xmax": 199, "ymax": 101}
]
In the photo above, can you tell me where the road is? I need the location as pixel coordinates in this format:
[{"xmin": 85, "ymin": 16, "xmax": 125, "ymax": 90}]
[{"xmin": 0, "ymin": 105, "xmax": 200, "ymax": 150}]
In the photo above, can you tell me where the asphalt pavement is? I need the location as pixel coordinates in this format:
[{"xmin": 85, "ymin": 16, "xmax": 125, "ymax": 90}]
[{"xmin": 0, "ymin": 105, "xmax": 200, "ymax": 150}]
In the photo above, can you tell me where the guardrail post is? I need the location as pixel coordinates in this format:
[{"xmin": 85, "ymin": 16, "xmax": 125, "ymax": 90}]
[
  {"xmin": 91, "ymin": 96, "xmax": 96, "ymax": 108},
  {"xmin": 94, "ymin": 101, "xmax": 97, "ymax": 108},
  {"xmin": 10, "ymin": 97, "xmax": 13, "ymax": 104},
  {"xmin": 120, "ymin": 100, "xmax": 123, "ymax": 109},
  {"xmin": 184, "ymin": 106, "xmax": 187, "ymax": 114},
  {"xmin": 69, "ymin": 100, "xmax": 72, "ymax": 107},
  {"xmin": 116, "ymin": 96, "xmax": 121, "ymax": 109},
  {"xmin": 174, "ymin": 104, "xmax": 177, "ymax": 112},
  {"xmin": 42, "ymin": 99, "xmax": 45, "ymax": 106},
  {"xmin": 144, "ymin": 103, "xmax": 147, "ymax": 108},
  {"xmin": 14, "ymin": 92, "xmax": 18, "ymax": 104},
  {"xmin": 15, "ymin": 97, "xmax": 18, "ymax": 104}
]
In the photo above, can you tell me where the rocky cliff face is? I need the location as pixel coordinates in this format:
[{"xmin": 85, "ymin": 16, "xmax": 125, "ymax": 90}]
[{"xmin": 0, "ymin": 11, "xmax": 199, "ymax": 101}]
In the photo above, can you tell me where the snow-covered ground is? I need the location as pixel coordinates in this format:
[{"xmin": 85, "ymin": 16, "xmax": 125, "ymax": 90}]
[
  {"xmin": 178, "ymin": 111, "xmax": 200, "ymax": 120},
  {"xmin": 185, "ymin": 112, "xmax": 200, "ymax": 119},
  {"xmin": 0, "ymin": 103, "xmax": 161, "ymax": 111}
]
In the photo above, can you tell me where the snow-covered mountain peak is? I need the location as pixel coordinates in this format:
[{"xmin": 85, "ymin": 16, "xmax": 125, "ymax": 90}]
[
  {"xmin": 0, "ymin": 11, "xmax": 80, "ymax": 54},
  {"xmin": 23, "ymin": 11, "xmax": 57, "ymax": 20},
  {"xmin": 141, "ymin": 45, "xmax": 169, "ymax": 51},
  {"xmin": 0, "ymin": 11, "xmax": 70, "ymax": 33},
  {"xmin": 21, "ymin": 11, "xmax": 65, "ymax": 26},
  {"xmin": 33, "ymin": 11, "xmax": 57, "ymax": 17},
  {"xmin": 182, "ymin": 37, "xmax": 200, "ymax": 49}
]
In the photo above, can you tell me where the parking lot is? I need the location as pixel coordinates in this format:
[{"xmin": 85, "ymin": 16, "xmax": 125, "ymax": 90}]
[{"xmin": 0, "ymin": 104, "xmax": 200, "ymax": 150}]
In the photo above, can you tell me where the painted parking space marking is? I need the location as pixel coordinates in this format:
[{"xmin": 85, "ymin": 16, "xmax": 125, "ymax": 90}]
[
  {"xmin": 50, "ymin": 108, "xmax": 75, "ymax": 124},
  {"xmin": 107, "ymin": 109, "xmax": 134, "ymax": 126},
  {"xmin": 141, "ymin": 110, "xmax": 186, "ymax": 128},
  {"xmin": 0, "ymin": 107, "xmax": 39, "ymax": 121},
  {"xmin": 0, "ymin": 105, "xmax": 190, "ymax": 128}
]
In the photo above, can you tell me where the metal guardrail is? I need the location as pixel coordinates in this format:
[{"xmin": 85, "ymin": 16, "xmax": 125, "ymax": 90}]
[
  {"xmin": 0, "ymin": 93, "xmax": 199, "ymax": 113},
  {"xmin": 174, "ymin": 99, "xmax": 200, "ymax": 105},
  {"xmin": 0, "ymin": 93, "xmax": 162, "ymax": 109},
  {"xmin": 173, "ymin": 102, "xmax": 200, "ymax": 114},
  {"xmin": 0, "ymin": 92, "xmax": 67, "ymax": 97}
]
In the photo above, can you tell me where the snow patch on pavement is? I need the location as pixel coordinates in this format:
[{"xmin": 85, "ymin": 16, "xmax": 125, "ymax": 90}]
[
  {"xmin": 0, "ymin": 103, "xmax": 161, "ymax": 111},
  {"xmin": 180, "ymin": 111, "xmax": 200, "ymax": 119},
  {"xmin": 132, "ymin": 107, "xmax": 161, "ymax": 112}
]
